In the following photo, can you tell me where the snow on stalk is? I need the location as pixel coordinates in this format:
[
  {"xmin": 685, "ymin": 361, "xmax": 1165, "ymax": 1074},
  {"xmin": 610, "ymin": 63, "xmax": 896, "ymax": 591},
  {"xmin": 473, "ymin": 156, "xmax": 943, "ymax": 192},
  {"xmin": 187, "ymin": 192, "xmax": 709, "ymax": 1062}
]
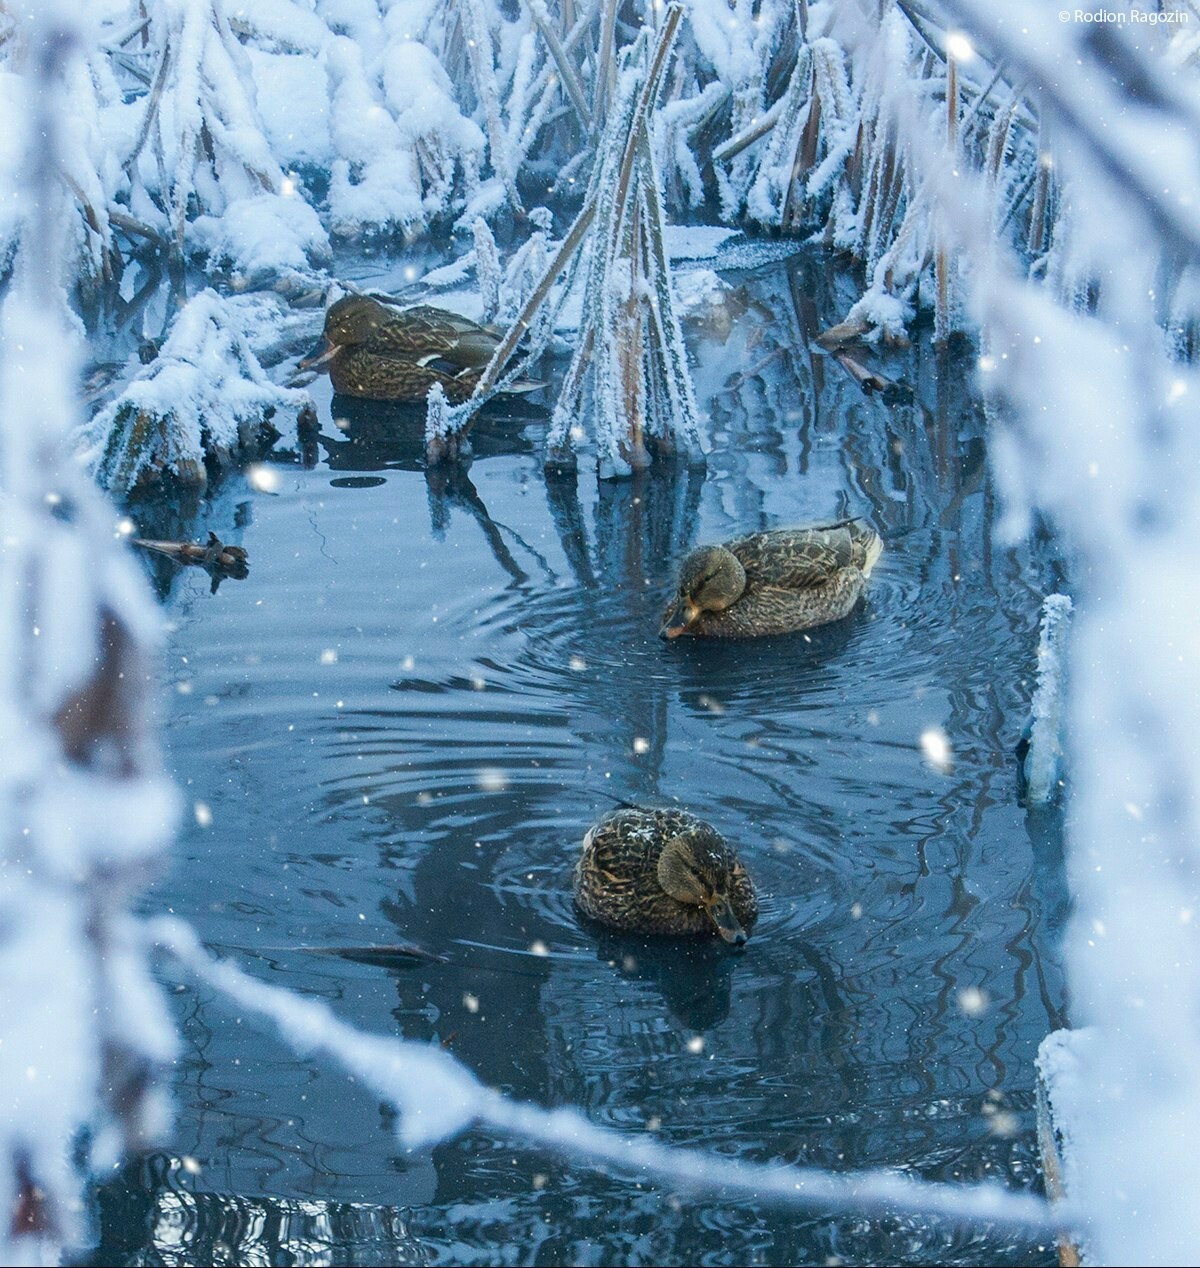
[
  {"xmin": 1022, "ymin": 593, "xmax": 1071, "ymax": 806},
  {"xmin": 497, "ymin": 205, "xmax": 554, "ymax": 329},
  {"xmin": 931, "ymin": 39, "xmax": 956, "ymax": 345},
  {"xmin": 0, "ymin": 8, "xmax": 177, "ymax": 1260},
  {"xmin": 473, "ymin": 215, "xmax": 503, "ymax": 321},
  {"xmin": 558, "ymin": 39, "xmax": 653, "ymax": 476},
  {"xmin": 635, "ymin": 125, "xmax": 703, "ymax": 462},
  {"xmin": 544, "ymin": 5, "xmax": 703, "ymax": 477},
  {"xmin": 457, "ymin": 0, "xmax": 525, "ymax": 215}
]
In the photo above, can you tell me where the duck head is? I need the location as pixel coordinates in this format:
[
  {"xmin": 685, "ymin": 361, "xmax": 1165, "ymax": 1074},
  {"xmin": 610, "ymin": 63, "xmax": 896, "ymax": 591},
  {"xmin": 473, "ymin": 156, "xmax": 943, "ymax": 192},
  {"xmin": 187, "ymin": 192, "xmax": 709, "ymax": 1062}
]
[
  {"xmin": 656, "ymin": 829, "xmax": 749, "ymax": 946},
  {"xmin": 299, "ymin": 296, "xmax": 391, "ymax": 369},
  {"xmin": 659, "ymin": 545, "xmax": 747, "ymax": 639}
]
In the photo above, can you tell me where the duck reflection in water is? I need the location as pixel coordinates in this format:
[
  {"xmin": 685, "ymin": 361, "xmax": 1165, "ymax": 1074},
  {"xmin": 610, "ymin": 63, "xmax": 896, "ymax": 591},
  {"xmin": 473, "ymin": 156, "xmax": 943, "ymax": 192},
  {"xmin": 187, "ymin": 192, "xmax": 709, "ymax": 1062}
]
[
  {"xmin": 315, "ymin": 393, "xmax": 549, "ymax": 584},
  {"xmin": 669, "ymin": 612, "xmax": 859, "ymax": 715},
  {"xmin": 320, "ymin": 391, "xmax": 545, "ymax": 472},
  {"xmin": 587, "ymin": 929, "xmax": 741, "ymax": 1031}
]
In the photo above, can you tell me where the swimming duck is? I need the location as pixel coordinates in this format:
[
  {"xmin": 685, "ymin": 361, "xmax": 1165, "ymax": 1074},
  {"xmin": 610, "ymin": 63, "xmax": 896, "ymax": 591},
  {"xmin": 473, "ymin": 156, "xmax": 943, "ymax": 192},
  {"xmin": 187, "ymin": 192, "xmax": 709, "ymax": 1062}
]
[
  {"xmin": 660, "ymin": 519, "xmax": 882, "ymax": 640},
  {"xmin": 574, "ymin": 807, "xmax": 758, "ymax": 945},
  {"xmin": 299, "ymin": 295, "xmax": 539, "ymax": 403}
]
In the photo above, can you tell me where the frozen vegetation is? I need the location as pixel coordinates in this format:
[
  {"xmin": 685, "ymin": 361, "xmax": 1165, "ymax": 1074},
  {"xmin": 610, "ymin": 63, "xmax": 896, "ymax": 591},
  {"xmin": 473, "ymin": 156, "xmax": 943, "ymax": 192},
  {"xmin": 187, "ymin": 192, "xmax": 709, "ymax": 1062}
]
[
  {"xmin": 79, "ymin": 289, "xmax": 313, "ymax": 493},
  {"xmin": 1, "ymin": 0, "xmax": 1056, "ymax": 479},
  {"xmin": 1022, "ymin": 594, "xmax": 1072, "ymax": 806},
  {"xmin": 3, "ymin": 0, "xmax": 1200, "ymax": 1263}
]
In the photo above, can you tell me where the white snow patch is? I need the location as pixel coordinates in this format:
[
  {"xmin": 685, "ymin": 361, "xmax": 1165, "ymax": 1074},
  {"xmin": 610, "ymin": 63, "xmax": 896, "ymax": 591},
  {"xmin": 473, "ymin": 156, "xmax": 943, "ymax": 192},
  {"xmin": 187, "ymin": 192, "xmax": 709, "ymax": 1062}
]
[
  {"xmin": 191, "ymin": 191, "xmax": 330, "ymax": 277},
  {"xmin": 663, "ymin": 225, "xmax": 740, "ymax": 261}
]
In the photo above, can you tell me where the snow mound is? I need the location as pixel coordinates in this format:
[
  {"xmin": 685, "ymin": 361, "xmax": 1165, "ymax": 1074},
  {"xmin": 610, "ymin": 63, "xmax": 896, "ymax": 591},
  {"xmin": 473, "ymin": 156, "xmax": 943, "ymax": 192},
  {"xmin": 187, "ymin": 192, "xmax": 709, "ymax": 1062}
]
[{"xmin": 80, "ymin": 289, "xmax": 312, "ymax": 493}]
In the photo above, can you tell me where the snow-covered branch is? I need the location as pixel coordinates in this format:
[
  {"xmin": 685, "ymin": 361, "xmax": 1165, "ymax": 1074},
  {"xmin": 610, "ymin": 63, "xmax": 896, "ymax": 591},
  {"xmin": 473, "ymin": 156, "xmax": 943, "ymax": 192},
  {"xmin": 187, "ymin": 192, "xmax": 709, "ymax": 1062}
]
[
  {"xmin": 0, "ymin": 8, "xmax": 176, "ymax": 1260},
  {"xmin": 154, "ymin": 916, "xmax": 1073, "ymax": 1239}
]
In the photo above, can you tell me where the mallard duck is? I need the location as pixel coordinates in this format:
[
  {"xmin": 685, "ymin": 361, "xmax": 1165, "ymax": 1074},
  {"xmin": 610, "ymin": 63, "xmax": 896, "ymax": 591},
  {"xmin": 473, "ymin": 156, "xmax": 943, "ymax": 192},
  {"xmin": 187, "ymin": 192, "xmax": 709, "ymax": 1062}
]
[
  {"xmin": 299, "ymin": 295, "xmax": 540, "ymax": 403},
  {"xmin": 574, "ymin": 807, "xmax": 758, "ymax": 945},
  {"xmin": 659, "ymin": 518, "xmax": 882, "ymax": 640}
]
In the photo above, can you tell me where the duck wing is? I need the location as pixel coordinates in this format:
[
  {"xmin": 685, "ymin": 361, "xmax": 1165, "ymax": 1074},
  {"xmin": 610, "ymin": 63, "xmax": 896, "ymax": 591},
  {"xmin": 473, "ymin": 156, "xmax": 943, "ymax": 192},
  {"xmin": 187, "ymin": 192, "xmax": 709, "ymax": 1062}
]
[
  {"xmin": 376, "ymin": 306, "xmax": 504, "ymax": 369},
  {"xmin": 730, "ymin": 520, "xmax": 880, "ymax": 589}
]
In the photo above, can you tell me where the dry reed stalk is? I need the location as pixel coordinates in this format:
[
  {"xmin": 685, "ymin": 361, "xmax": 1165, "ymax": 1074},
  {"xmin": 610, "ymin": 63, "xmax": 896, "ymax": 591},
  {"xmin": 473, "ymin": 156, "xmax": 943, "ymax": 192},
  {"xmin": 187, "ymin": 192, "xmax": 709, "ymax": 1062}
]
[
  {"xmin": 124, "ymin": 33, "xmax": 172, "ymax": 176},
  {"xmin": 593, "ymin": 0, "xmax": 619, "ymax": 130},
  {"xmin": 525, "ymin": 8, "xmax": 597, "ymax": 120},
  {"xmin": 849, "ymin": 116, "xmax": 867, "ymax": 200},
  {"xmin": 958, "ymin": 59, "xmax": 1007, "ymax": 142},
  {"xmin": 712, "ymin": 97, "xmax": 788, "ymax": 164},
  {"xmin": 831, "ymin": 349, "xmax": 911, "ymax": 403},
  {"xmin": 1027, "ymin": 117, "xmax": 1051, "ymax": 255},
  {"xmin": 856, "ymin": 120, "xmax": 886, "ymax": 253},
  {"xmin": 986, "ymin": 90, "xmax": 1020, "ymax": 182},
  {"xmin": 528, "ymin": 0, "xmax": 592, "ymax": 132},
  {"xmin": 543, "ymin": 326, "xmax": 596, "ymax": 470},
  {"xmin": 468, "ymin": 198, "xmax": 596, "ymax": 401},
  {"xmin": 782, "ymin": 65, "xmax": 821, "ymax": 230},
  {"xmin": 635, "ymin": 121, "xmax": 701, "ymax": 462},
  {"xmin": 871, "ymin": 132, "xmax": 903, "ymax": 268},
  {"xmin": 617, "ymin": 220, "xmax": 649, "ymax": 469},
  {"xmin": 997, "ymin": 163, "xmax": 1039, "ymax": 235}
]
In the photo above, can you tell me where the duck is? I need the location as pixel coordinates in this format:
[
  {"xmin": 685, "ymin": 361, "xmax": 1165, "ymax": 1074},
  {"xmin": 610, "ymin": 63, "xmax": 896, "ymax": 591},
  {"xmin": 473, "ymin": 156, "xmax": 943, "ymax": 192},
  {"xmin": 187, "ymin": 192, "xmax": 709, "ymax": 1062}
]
[
  {"xmin": 574, "ymin": 807, "xmax": 758, "ymax": 945},
  {"xmin": 299, "ymin": 294, "xmax": 540, "ymax": 403},
  {"xmin": 659, "ymin": 518, "xmax": 882, "ymax": 640}
]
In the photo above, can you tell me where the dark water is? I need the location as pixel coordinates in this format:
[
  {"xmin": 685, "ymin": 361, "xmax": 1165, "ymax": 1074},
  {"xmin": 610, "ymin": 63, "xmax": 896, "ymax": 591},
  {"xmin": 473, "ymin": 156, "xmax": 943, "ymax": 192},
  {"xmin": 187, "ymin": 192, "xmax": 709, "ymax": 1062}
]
[{"xmin": 87, "ymin": 251, "xmax": 1068, "ymax": 1266}]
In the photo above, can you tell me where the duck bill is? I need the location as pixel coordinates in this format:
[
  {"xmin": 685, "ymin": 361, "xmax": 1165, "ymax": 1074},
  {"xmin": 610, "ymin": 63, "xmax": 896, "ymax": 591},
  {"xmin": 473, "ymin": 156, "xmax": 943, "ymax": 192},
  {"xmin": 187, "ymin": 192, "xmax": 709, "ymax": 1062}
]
[
  {"xmin": 707, "ymin": 895, "xmax": 748, "ymax": 947},
  {"xmin": 298, "ymin": 335, "xmax": 339, "ymax": 371},
  {"xmin": 659, "ymin": 600, "xmax": 699, "ymax": 641}
]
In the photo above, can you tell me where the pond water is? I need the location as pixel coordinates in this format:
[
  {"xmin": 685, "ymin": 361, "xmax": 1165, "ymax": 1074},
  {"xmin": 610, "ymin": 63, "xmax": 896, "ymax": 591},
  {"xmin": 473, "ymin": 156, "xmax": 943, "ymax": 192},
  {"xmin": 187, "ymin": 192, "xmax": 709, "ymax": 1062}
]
[{"xmin": 87, "ymin": 250, "xmax": 1069, "ymax": 1266}]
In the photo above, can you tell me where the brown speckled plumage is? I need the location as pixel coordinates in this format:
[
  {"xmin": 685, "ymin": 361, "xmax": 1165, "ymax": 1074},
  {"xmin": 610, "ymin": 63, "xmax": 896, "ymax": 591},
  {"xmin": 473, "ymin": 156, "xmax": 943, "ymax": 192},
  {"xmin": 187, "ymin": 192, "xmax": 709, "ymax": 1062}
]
[
  {"xmin": 573, "ymin": 808, "xmax": 758, "ymax": 942},
  {"xmin": 660, "ymin": 519, "xmax": 882, "ymax": 640},
  {"xmin": 303, "ymin": 296, "xmax": 535, "ymax": 403}
]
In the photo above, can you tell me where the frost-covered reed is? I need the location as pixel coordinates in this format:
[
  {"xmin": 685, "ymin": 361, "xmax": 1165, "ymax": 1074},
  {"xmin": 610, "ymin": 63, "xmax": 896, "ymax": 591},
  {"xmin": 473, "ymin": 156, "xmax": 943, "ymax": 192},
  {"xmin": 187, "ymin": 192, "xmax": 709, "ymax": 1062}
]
[
  {"xmin": 0, "ymin": 1, "xmax": 1059, "ymax": 489},
  {"xmin": 542, "ymin": 8, "xmax": 703, "ymax": 476},
  {"xmin": 1022, "ymin": 593, "xmax": 1072, "ymax": 806}
]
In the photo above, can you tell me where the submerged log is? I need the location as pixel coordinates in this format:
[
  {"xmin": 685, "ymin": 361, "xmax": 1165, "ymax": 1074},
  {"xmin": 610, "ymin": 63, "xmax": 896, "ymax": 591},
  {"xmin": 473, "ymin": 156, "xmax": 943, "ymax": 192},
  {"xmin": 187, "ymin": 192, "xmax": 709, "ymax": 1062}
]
[
  {"xmin": 828, "ymin": 348, "xmax": 914, "ymax": 404},
  {"xmin": 133, "ymin": 532, "xmax": 249, "ymax": 580}
]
